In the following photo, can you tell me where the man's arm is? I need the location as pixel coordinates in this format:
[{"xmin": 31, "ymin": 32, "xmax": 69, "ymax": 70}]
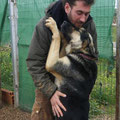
[{"xmin": 26, "ymin": 18, "xmax": 57, "ymax": 99}]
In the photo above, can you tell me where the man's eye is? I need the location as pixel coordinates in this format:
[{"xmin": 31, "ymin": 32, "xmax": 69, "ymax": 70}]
[
  {"xmin": 77, "ymin": 11, "xmax": 90, "ymax": 16},
  {"xmin": 77, "ymin": 11, "xmax": 83, "ymax": 15},
  {"xmin": 85, "ymin": 13, "xmax": 90, "ymax": 16}
]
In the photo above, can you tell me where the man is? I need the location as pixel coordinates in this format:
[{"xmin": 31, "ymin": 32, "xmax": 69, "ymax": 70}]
[{"xmin": 26, "ymin": 0, "xmax": 98, "ymax": 120}]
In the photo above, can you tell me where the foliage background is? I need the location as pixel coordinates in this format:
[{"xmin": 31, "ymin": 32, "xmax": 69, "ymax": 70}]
[{"xmin": 0, "ymin": 47, "xmax": 13, "ymax": 91}]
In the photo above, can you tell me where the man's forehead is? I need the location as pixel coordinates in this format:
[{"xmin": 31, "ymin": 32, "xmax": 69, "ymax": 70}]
[
  {"xmin": 72, "ymin": 1, "xmax": 91, "ymax": 12},
  {"xmin": 74, "ymin": 0, "xmax": 91, "ymax": 6}
]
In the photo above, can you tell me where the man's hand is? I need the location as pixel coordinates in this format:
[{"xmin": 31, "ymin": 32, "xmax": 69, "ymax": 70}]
[{"xmin": 50, "ymin": 91, "xmax": 67, "ymax": 117}]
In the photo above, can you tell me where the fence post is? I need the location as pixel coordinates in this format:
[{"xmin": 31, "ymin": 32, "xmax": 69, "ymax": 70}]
[
  {"xmin": 0, "ymin": 66, "xmax": 2, "ymax": 108},
  {"xmin": 9, "ymin": 0, "xmax": 19, "ymax": 107},
  {"xmin": 116, "ymin": 0, "xmax": 120, "ymax": 119}
]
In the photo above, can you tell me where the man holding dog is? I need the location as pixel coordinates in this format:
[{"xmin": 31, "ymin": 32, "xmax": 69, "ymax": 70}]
[{"xmin": 26, "ymin": 0, "xmax": 98, "ymax": 120}]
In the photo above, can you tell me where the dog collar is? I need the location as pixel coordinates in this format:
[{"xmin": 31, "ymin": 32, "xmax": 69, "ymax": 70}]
[{"xmin": 79, "ymin": 53, "xmax": 97, "ymax": 61}]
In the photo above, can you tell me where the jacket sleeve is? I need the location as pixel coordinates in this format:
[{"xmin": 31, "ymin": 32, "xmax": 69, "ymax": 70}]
[{"xmin": 26, "ymin": 19, "xmax": 57, "ymax": 99}]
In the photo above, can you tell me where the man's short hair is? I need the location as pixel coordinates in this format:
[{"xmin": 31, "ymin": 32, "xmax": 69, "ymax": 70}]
[{"xmin": 62, "ymin": 0, "xmax": 95, "ymax": 7}]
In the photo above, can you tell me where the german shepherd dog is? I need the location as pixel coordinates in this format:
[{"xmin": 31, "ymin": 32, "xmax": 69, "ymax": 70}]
[{"xmin": 45, "ymin": 17, "xmax": 97, "ymax": 120}]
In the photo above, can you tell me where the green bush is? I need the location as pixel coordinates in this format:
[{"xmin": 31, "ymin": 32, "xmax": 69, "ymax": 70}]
[{"xmin": 0, "ymin": 46, "xmax": 13, "ymax": 91}]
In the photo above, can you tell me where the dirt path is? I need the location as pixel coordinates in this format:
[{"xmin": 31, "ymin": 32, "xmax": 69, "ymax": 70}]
[
  {"xmin": 0, "ymin": 104, "xmax": 31, "ymax": 120},
  {"xmin": 0, "ymin": 104, "xmax": 115, "ymax": 120}
]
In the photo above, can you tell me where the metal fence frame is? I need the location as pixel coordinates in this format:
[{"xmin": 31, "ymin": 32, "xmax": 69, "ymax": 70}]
[{"xmin": 9, "ymin": 0, "xmax": 19, "ymax": 107}]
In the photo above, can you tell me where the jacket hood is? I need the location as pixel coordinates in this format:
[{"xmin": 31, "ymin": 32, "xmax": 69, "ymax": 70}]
[{"xmin": 45, "ymin": 0, "xmax": 93, "ymax": 30}]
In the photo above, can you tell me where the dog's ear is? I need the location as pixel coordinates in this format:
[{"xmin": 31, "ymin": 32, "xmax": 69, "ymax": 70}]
[
  {"xmin": 80, "ymin": 29, "xmax": 97, "ymax": 59},
  {"xmin": 61, "ymin": 21, "xmax": 73, "ymax": 42},
  {"xmin": 88, "ymin": 33, "xmax": 97, "ymax": 58},
  {"xmin": 80, "ymin": 28, "xmax": 89, "ymax": 43}
]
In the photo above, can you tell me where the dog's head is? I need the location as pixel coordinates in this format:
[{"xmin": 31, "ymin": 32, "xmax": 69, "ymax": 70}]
[{"xmin": 61, "ymin": 21, "xmax": 97, "ymax": 59}]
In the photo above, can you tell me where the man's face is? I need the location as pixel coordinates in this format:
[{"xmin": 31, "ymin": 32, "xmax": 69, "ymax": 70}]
[{"xmin": 65, "ymin": 1, "xmax": 91, "ymax": 28}]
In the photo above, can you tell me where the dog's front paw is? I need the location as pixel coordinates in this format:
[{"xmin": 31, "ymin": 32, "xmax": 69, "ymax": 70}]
[{"xmin": 45, "ymin": 17, "xmax": 58, "ymax": 32}]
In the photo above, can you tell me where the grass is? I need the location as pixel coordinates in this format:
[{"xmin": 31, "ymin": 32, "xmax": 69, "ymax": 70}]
[{"xmin": 89, "ymin": 59, "xmax": 116, "ymax": 119}]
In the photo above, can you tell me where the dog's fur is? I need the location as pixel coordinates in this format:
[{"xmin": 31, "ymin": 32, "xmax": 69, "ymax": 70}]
[{"xmin": 45, "ymin": 17, "xmax": 97, "ymax": 120}]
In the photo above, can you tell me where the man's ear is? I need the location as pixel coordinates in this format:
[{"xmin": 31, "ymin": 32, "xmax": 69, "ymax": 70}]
[{"xmin": 64, "ymin": 2, "xmax": 71, "ymax": 14}]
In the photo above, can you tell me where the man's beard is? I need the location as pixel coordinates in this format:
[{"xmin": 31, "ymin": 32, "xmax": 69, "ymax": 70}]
[{"xmin": 67, "ymin": 11, "xmax": 84, "ymax": 28}]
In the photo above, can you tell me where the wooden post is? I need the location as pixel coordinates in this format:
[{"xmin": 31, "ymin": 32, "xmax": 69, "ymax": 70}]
[
  {"xmin": 0, "ymin": 62, "xmax": 2, "ymax": 108},
  {"xmin": 116, "ymin": 0, "xmax": 120, "ymax": 119}
]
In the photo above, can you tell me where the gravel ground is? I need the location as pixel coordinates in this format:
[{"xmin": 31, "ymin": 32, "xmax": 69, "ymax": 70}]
[
  {"xmin": 0, "ymin": 104, "xmax": 31, "ymax": 120},
  {"xmin": 91, "ymin": 115, "xmax": 115, "ymax": 120},
  {"xmin": 0, "ymin": 104, "xmax": 115, "ymax": 120}
]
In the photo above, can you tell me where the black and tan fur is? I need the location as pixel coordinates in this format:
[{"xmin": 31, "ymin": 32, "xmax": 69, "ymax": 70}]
[{"xmin": 45, "ymin": 17, "xmax": 97, "ymax": 120}]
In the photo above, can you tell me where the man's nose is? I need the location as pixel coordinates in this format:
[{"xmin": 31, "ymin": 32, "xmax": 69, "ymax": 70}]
[{"xmin": 80, "ymin": 14, "xmax": 86, "ymax": 23}]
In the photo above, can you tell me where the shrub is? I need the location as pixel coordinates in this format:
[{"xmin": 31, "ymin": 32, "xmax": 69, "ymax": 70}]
[{"xmin": 0, "ymin": 46, "xmax": 13, "ymax": 91}]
